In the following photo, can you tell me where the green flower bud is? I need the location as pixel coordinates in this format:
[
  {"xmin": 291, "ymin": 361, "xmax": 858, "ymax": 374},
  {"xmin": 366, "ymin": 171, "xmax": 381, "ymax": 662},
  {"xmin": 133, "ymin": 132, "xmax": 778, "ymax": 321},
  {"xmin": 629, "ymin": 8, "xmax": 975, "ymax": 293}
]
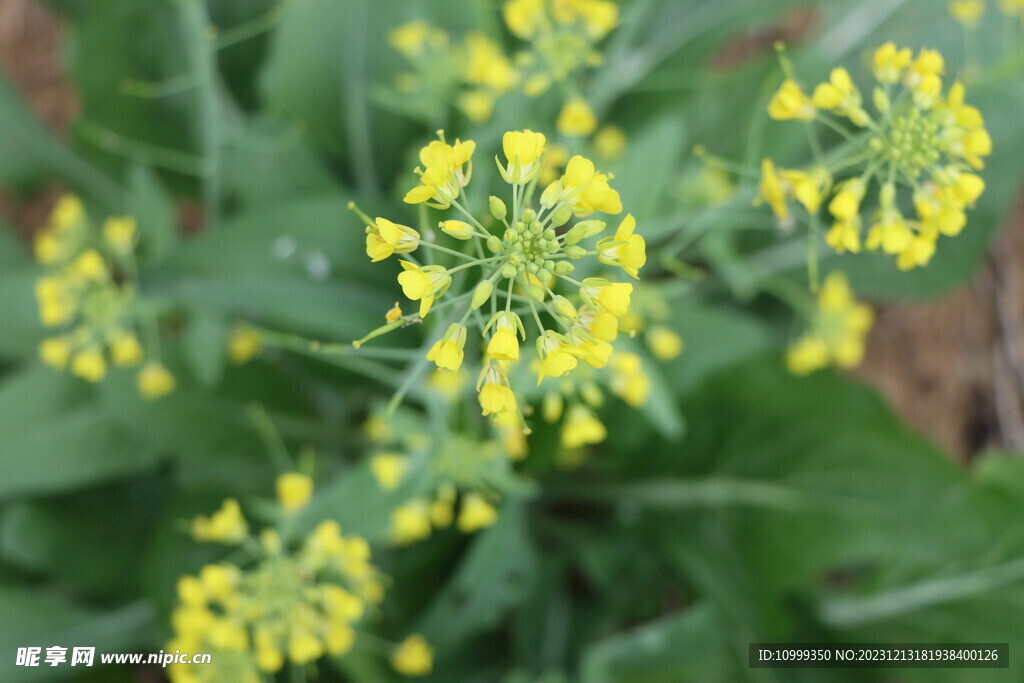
[
  {"xmin": 522, "ymin": 208, "xmax": 537, "ymax": 223},
  {"xmin": 528, "ymin": 284, "xmax": 545, "ymax": 302},
  {"xmin": 471, "ymin": 280, "xmax": 493, "ymax": 309},
  {"xmin": 537, "ymin": 268, "xmax": 550, "ymax": 281},
  {"xmin": 555, "ymin": 261, "xmax": 575, "ymax": 274},
  {"xmin": 489, "ymin": 196, "xmax": 507, "ymax": 220},
  {"xmin": 550, "ymin": 205, "xmax": 573, "ymax": 227},
  {"xmin": 501, "ymin": 264, "xmax": 517, "ymax": 278},
  {"xmin": 540, "ymin": 181, "xmax": 562, "ymax": 209},
  {"xmin": 873, "ymin": 87, "xmax": 890, "ymax": 114},
  {"xmin": 880, "ymin": 182, "xmax": 896, "ymax": 207},
  {"xmin": 543, "ymin": 228, "xmax": 556, "ymax": 240},
  {"xmin": 564, "ymin": 220, "xmax": 605, "ymax": 245},
  {"xmin": 564, "ymin": 245, "xmax": 586, "ymax": 259},
  {"xmin": 487, "ymin": 236, "xmax": 503, "ymax": 254}
]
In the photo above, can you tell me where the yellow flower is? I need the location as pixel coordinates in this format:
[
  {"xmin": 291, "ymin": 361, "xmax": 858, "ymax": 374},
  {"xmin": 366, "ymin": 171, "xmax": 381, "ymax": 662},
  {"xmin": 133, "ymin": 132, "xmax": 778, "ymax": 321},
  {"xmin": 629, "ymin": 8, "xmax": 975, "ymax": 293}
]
[
  {"xmin": 103, "ymin": 216, "xmax": 137, "ymax": 253},
  {"xmin": 647, "ymin": 326, "xmax": 684, "ymax": 361},
  {"xmin": 109, "ymin": 331, "xmax": 143, "ymax": 367},
  {"xmin": 392, "ymin": 635, "xmax": 434, "ymax": 677},
  {"xmin": 391, "ymin": 499, "xmax": 432, "ymax": 544},
  {"xmin": 782, "ymin": 166, "xmax": 832, "ymax": 214},
  {"xmin": 385, "ymin": 302, "xmax": 404, "ymax": 323},
  {"xmin": 865, "ymin": 209, "xmax": 913, "ymax": 254},
  {"xmin": 228, "ymin": 326, "xmax": 263, "ymax": 364},
  {"xmin": 596, "ymin": 214, "xmax": 646, "ymax": 279},
  {"xmin": 579, "ymin": 306, "xmax": 618, "ymax": 342},
  {"xmin": 404, "ymin": 138, "xmax": 476, "ymax": 207},
  {"xmin": 560, "ymin": 404, "xmax": 607, "ymax": 448},
  {"xmin": 457, "ymin": 493, "xmax": 499, "ymax": 533},
  {"xmin": 872, "ymin": 42, "xmax": 912, "ymax": 84},
  {"xmin": 609, "ymin": 352, "xmax": 650, "ymax": 407},
  {"xmin": 788, "ymin": 272, "xmax": 873, "ymax": 375},
  {"xmin": 192, "ymin": 498, "xmax": 248, "ymax": 544},
  {"xmin": 594, "ymin": 125, "xmax": 626, "ymax": 159},
  {"xmin": 370, "ymin": 453, "xmax": 407, "ymax": 491},
  {"xmin": 503, "ymin": 0, "xmax": 547, "ymax": 39},
  {"xmin": 825, "ymin": 219, "xmax": 862, "ymax": 254},
  {"xmin": 426, "ymin": 323, "xmax": 468, "ymax": 371},
  {"xmin": 950, "ymin": 0, "xmax": 985, "ymax": 26},
  {"xmin": 440, "ymin": 220, "xmax": 474, "ymax": 240},
  {"xmin": 366, "ymin": 217, "xmax": 420, "ymax": 262},
  {"xmin": 71, "ymin": 347, "xmax": 107, "ymax": 383},
  {"xmin": 39, "ymin": 337, "xmax": 72, "ymax": 369},
  {"xmin": 896, "ymin": 233, "xmax": 938, "ymax": 271},
  {"xmin": 71, "ymin": 249, "xmax": 107, "ymax": 281},
  {"xmin": 255, "ymin": 629, "xmax": 285, "ymax": 672},
  {"xmin": 138, "ymin": 362, "xmax": 176, "ymax": 400},
  {"xmin": 501, "ymin": 129, "xmax": 547, "ymax": 183},
  {"xmin": 486, "ymin": 311, "xmax": 525, "ymax": 361},
  {"xmin": 276, "ymin": 473, "xmax": 314, "ymax": 513},
  {"xmin": 768, "ymin": 79, "xmax": 816, "ymax": 121},
  {"xmin": 288, "ymin": 629, "xmax": 324, "ymax": 664},
  {"xmin": 557, "ymin": 97, "xmax": 597, "ymax": 137},
  {"xmin": 537, "ymin": 331, "xmax": 579, "ymax": 384},
  {"xmin": 397, "ymin": 262, "xmax": 452, "ymax": 318},
  {"xmin": 461, "ymin": 33, "xmax": 518, "ymax": 93},
  {"xmin": 580, "ymin": 278, "xmax": 632, "ymax": 317},
  {"xmin": 812, "ymin": 67, "xmax": 869, "ymax": 126},
  {"xmin": 477, "ymin": 363, "xmax": 517, "ymax": 416},
  {"xmin": 557, "ymin": 155, "xmax": 622, "ymax": 216},
  {"xmin": 758, "ymin": 159, "xmax": 789, "ymax": 219},
  {"xmin": 389, "ymin": 21, "xmax": 437, "ymax": 57},
  {"xmin": 827, "ymin": 178, "xmax": 866, "ymax": 222}
]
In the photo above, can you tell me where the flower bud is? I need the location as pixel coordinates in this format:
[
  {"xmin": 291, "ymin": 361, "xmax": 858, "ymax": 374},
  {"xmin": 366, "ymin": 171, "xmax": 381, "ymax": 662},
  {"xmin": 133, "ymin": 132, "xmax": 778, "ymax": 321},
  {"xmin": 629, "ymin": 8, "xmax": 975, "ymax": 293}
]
[
  {"xmin": 550, "ymin": 205, "xmax": 573, "ymax": 227},
  {"xmin": 565, "ymin": 220, "xmax": 605, "ymax": 245},
  {"xmin": 880, "ymin": 182, "xmax": 896, "ymax": 207},
  {"xmin": 522, "ymin": 208, "xmax": 537, "ymax": 223},
  {"xmin": 551, "ymin": 295, "xmax": 576, "ymax": 319},
  {"xmin": 489, "ymin": 196, "xmax": 507, "ymax": 220},
  {"xmin": 872, "ymin": 86, "xmax": 890, "ymax": 114},
  {"xmin": 564, "ymin": 245, "xmax": 586, "ymax": 259},
  {"xmin": 540, "ymin": 181, "xmax": 562, "ymax": 209},
  {"xmin": 555, "ymin": 261, "xmax": 575, "ymax": 274},
  {"xmin": 501, "ymin": 264, "xmax": 517, "ymax": 278},
  {"xmin": 441, "ymin": 220, "xmax": 473, "ymax": 240},
  {"xmin": 528, "ymin": 284, "xmax": 545, "ymax": 301},
  {"xmin": 486, "ymin": 236, "xmax": 503, "ymax": 254},
  {"xmin": 471, "ymin": 280, "xmax": 493, "ymax": 309}
]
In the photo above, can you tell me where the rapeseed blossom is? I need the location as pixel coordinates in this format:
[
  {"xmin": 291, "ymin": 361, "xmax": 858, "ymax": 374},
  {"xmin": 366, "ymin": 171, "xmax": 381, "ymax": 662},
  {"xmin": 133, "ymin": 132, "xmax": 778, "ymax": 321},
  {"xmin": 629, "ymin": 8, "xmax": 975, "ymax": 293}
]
[
  {"xmin": 787, "ymin": 272, "xmax": 874, "ymax": 375},
  {"xmin": 353, "ymin": 130, "xmax": 644, "ymax": 426},
  {"xmin": 169, "ymin": 475, "xmax": 385, "ymax": 682},
  {"xmin": 33, "ymin": 196, "xmax": 176, "ymax": 399},
  {"xmin": 760, "ymin": 44, "xmax": 991, "ymax": 270}
]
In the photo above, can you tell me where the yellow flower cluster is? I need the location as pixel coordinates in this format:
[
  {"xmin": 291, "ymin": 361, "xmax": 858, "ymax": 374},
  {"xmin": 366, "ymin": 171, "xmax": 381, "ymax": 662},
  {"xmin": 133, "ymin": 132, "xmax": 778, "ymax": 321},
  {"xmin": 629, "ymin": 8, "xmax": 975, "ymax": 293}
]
[
  {"xmin": 390, "ymin": 484, "xmax": 499, "ymax": 544},
  {"xmin": 169, "ymin": 474, "xmax": 386, "ymax": 682},
  {"xmin": 356, "ymin": 130, "xmax": 644, "ymax": 426},
  {"xmin": 762, "ymin": 44, "xmax": 991, "ymax": 270},
  {"xmin": 33, "ymin": 196, "xmax": 175, "ymax": 399},
  {"xmin": 389, "ymin": 22, "xmax": 519, "ymax": 123},
  {"xmin": 388, "ymin": 1, "xmax": 619, "ymax": 139},
  {"xmin": 504, "ymin": 0, "xmax": 618, "ymax": 137},
  {"xmin": 787, "ymin": 272, "xmax": 873, "ymax": 375}
]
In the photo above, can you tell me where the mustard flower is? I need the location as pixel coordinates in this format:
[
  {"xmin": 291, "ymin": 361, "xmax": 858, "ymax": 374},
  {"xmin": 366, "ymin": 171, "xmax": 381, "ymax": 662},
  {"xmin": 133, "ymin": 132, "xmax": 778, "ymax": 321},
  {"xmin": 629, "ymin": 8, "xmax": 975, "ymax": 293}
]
[
  {"xmin": 353, "ymin": 130, "xmax": 642, "ymax": 425},
  {"xmin": 759, "ymin": 45, "xmax": 990, "ymax": 270},
  {"xmin": 787, "ymin": 272, "xmax": 874, "ymax": 375}
]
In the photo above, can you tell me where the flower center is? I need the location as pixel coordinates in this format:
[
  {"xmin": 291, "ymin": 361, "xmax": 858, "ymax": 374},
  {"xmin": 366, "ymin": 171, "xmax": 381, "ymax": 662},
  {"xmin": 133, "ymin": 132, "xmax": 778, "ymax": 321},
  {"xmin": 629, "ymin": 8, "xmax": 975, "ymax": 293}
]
[
  {"xmin": 501, "ymin": 214, "xmax": 561, "ymax": 279},
  {"xmin": 880, "ymin": 108, "xmax": 943, "ymax": 179}
]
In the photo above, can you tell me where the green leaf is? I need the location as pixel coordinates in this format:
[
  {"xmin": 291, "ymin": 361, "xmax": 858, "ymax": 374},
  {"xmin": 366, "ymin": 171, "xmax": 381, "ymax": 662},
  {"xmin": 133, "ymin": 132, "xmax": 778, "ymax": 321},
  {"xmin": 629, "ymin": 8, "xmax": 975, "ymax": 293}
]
[
  {"xmin": 580, "ymin": 603, "xmax": 737, "ymax": 683},
  {"xmin": 0, "ymin": 367, "xmax": 158, "ymax": 500},
  {"xmin": 414, "ymin": 502, "xmax": 538, "ymax": 651},
  {"xmin": 182, "ymin": 310, "xmax": 228, "ymax": 388},
  {"xmin": 0, "ymin": 586, "xmax": 152, "ymax": 683}
]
